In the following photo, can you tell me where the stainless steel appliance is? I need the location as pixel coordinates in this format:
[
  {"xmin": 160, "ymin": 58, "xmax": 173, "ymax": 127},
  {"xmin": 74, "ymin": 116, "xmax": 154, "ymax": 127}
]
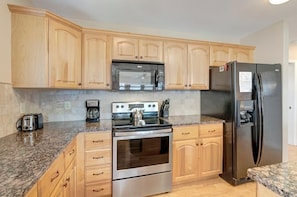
[
  {"xmin": 16, "ymin": 113, "xmax": 43, "ymax": 131},
  {"xmin": 201, "ymin": 61, "xmax": 282, "ymax": 185},
  {"xmin": 111, "ymin": 60, "xmax": 165, "ymax": 91},
  {"xmin": 86, "ymin": 99, "xmax": 100, "ymax": 122},
  {"xmin": 112, "ymin": 101, "xmax": 172, "ymax": 197}
]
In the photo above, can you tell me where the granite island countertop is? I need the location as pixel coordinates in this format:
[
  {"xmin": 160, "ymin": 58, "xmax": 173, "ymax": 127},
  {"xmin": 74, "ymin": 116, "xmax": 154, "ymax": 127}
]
[
  {"xmin": 0, "ymin": 115, "xmax": 223, "ymax": 197},
  {"xmin": 248, "ymin": 161, "xmax": 297, "ymax": 197}
]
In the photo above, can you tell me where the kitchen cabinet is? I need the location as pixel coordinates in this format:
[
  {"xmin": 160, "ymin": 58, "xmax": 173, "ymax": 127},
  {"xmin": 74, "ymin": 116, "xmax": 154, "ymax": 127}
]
[
  {"xmin": 199, "ymin": 124, "xmax": 223, "ymax": 178},
  {"xmin": 82, "ymin": 29, "xmax": 112, "ymax": 89},
  {"xmin": 172, "ymin": 125, "xmax": 199, "ymax": 184},
  {"xmin": 232, "ymin": 47, "xmax": 254, "ymax": 63},
  {"xmin": 210, "ymin": 44, "xmax": 254, "ymax": 66},
  {"xmin": 76, "ymin": 131, "xmax": 112, "ymax": 197},
  {"xmin": 37, "ymin": 138, "xmax": 77, "ymax": 197},
  {"xmin": 9, "ymin": 4, "xmax": 82, "ymax": 88},
  {"xmin": 164, "ymin": 41, "xmax": 188, "ymax": 89},
  {"xmin": 164, "ymin": 42, "xmax": 209, "ymax": 90},
  {"xmin": 112, "ymin": 36, "xmax": 163, "ymax": 62},
  {"xmin": 188, "ymin": 43, "xmax": 210, "ymax": 89},
  {"xmin": 209, "ymin": 45, "xmax": 232, "ymax": 66},
  {"xmin": 172, "ymin": 123, "xmax": 223, "ymax": 185}
]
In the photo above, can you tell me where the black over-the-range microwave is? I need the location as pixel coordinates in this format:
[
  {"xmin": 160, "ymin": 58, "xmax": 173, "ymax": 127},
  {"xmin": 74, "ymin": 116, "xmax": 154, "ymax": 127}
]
[{"xmin": 111, "ymin": 60, "xmax": 165, "ymax": 91}]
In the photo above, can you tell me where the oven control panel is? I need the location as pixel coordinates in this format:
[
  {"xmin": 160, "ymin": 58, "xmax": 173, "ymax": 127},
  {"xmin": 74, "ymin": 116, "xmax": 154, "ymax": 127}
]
[{"xmin": 112, "ymin": 102, "xmax": 159, "ymax": 113}]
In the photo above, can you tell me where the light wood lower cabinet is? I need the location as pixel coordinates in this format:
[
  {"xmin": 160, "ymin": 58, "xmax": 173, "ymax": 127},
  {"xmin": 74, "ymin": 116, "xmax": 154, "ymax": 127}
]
[
  {"xmin": 172, "ymin": 123, "xmax": 223, "ymax": 185},
  {"xmin": 76, "ymin": 131, "xmax": 112, "ymax": 197},
  {"xmin": 36, "ymin": 138, "xmax": 77, "ymax": 197}
]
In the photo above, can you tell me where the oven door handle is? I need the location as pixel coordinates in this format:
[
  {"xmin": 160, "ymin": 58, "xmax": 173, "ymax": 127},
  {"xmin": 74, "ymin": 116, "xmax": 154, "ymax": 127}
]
[{"xmin": 114, "ymin": 128, "xmax": 172, "ymax": 137}]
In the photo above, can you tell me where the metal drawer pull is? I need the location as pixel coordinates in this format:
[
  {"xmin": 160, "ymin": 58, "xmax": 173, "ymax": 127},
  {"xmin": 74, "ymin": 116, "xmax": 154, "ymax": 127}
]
[
  {"xmin": 93, "ymin": 188, "xmax": 104, "ymax": 192},
  {"xmin": 93, "ymin": 156, "xmax": 104, "ymax": 159},
  {"xmin": 182, "ymin": 132, "xmax": 190, "ymax": 135},
  {"xmin": 208, "ymin": 130, "xmax": 216, "ymax": 132},
  {"xmin": 69, "ymin": 149, "xmax": 75, "ymax": 156},
  {"xmin": 93, "ymin": 172, "xmax": 104, "ymax": 176},
  {"xmin": 92, "ymin": 140, "xmax": 104, "ymax": 143},
  {"xmin": 50, "ymin": 171, "xmax": 60, "ymax": 182}
]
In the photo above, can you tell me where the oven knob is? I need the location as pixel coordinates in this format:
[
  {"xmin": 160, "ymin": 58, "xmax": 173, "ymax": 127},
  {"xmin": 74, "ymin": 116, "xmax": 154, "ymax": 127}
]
[
  {"xmin": 121, "ymin": 105, "xmax": 124, "ymax": 108},
  {"xmin": 116, "ymin": 105, "xmax": 119, "ymax": 108},
  {"xmin": 148, "ymin": 104, "xmax": 151, "ymax": 107},
  {"xmin": 152, "ymin": 104, "xmax": 155, "ymax": 108}
]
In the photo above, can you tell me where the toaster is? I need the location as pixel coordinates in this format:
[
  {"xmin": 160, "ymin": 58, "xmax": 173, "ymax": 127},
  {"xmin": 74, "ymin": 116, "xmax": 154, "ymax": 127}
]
[{"xmin": 16, "ymin": 113, "xmax": 43, "ymax": 131}]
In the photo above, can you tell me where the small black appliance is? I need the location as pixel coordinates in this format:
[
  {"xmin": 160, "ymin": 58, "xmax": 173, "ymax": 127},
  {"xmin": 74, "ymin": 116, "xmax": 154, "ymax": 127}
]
[{"xmin": 86, "ymin": 99, "xmax": 100, "ymax": 122}]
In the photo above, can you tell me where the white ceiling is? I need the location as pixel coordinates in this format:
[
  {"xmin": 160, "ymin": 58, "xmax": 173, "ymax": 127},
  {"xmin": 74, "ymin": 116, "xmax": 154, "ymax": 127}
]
[{"xmin": 26, "ymin": 0, "xmax": 297, "ymax": 43}]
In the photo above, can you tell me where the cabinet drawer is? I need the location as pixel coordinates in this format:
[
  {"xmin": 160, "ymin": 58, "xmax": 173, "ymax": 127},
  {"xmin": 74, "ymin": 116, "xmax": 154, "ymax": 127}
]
[
  {"xmin": 64, "ymin": 138, "xmax": 76, "ymax": 168},
  {"xmin": 85, "ymin": 132, "xmax": 111, "ymax": 150},
  {"xmin": 38, "ymin": 153, "xmax": 65, "ymax": 196},
  {"xmin": 85, "ymin": 181, "xmax": 111, "ymax": 197},
  {"xmin": 173, "ymin": 125, "xmax": 199, "ymax": 141},
  {"xmin": 199, "ymin": 124, "xmax": 223, "ymax": 138},
  {"xmin": 85, "ymin": 149, "xmax": 111, "ymax": 166},
  {"xmin": 85, "ymin": 165, "xmax": 111, "ymax": 183}
]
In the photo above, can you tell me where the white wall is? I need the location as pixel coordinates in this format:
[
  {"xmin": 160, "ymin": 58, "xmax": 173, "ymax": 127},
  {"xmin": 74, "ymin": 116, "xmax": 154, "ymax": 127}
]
[{"xmin": 240, "ymin": 21, "xmax": 289, "ymax": 162}]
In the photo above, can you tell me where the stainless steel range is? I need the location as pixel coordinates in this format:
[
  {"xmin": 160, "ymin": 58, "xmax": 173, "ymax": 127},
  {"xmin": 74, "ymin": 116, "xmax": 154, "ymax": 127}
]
[{"xmin": 112, "ymin": 101, "xmax": 172, "ymax": 197}]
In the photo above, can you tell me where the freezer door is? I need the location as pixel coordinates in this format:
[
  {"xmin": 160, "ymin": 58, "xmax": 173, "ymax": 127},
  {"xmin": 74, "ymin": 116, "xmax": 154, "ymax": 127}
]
[
  {"xmin": 233, "ymin": 62, "xmax": 258, "ymax": 179},
  {"xmin": 256, "ymin": 64, "xmax": 282, "ymax": 166}
]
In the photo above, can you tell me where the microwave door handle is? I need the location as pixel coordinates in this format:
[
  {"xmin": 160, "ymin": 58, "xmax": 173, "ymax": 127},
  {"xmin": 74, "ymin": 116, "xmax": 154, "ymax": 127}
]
[{"xmin": 155, "ymin": 70, "xmax": 159, "ymax": 87}]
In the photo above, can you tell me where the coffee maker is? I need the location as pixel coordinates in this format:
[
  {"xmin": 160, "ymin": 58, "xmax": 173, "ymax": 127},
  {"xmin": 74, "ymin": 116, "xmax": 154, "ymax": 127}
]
[{"xmin": 86, "ymin": 99, "xmax": 100, "ymax": 122}]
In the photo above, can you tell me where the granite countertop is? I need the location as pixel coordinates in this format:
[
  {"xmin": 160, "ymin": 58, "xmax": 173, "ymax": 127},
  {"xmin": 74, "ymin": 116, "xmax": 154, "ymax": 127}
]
[
  {"xmin": 248, "ymin": 161, "xmax": 297, "ymax": 197},
  {"xmin": 0, "ymin": 120, "xmax": 111, "ymax": 197},
  {"xmin": 0, "ymin": 115, "xmax": 223, "ymax": 197}
]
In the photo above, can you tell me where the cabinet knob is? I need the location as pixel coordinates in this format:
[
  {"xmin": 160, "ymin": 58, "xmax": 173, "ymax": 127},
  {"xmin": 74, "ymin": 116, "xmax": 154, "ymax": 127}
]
[
  {"xmin": 200, "ymin": 143, "xmax": 203, "ymax": 146},
  {"xmin": 78, "ymin": 82, "xmax": 82, "ymax": 86},
  {"xmin": 139, "ymin": 56, "xmax": 143, "ymax": 59},
  {"xmin": 135, "ymin": 56, "xmax": 138, "ymax": 59},
  {"xmin": 189, "ymin": 84, "xmax": 192, "ymax": 87},
  {"xmin": 106, "ymin": 83, "xmax": 110, "ymax": 87},
  {"xmin": 184, "ymin": 84, "xmax": 187, "ymax": 87}
]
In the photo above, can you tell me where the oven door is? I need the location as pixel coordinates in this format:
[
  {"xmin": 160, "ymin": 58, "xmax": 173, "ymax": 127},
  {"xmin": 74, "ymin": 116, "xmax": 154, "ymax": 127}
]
[{"xmin": 112, "ymin": 128, "xmax": 172, "ymax": 180}]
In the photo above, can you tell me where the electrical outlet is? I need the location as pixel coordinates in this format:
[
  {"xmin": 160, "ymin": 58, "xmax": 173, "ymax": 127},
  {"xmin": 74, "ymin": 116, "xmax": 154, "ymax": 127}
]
[{"xmin": 64, "ymin": 101, "xmax": 71, "ymax": 110}]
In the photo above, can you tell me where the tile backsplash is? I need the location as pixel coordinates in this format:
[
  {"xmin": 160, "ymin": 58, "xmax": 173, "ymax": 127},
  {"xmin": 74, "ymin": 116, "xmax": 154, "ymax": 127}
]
[{"xmin": 0, "ymin": 83, "xmax": 201, "ymax": 138}]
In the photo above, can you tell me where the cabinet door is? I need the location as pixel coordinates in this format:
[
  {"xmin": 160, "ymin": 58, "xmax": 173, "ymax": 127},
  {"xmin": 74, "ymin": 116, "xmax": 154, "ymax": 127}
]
[
  {"xmin": 164, "ymin": 41, "xmax": 188, "ymax": 89},
  {"xmin": 83, "ymin": 33, "xmax": 111, "ymax": 89},
  {"xmin": 112, "ymin": 36, "xmax": 138, "ymax": 60},
  {"xmin": 50, "ymin": 161, "xmax": 77, "ymax": 197},
  {"xmin": 188, "ymin": 44, "xmax": 209, "ymax": 90},
  {"xmin": 232, "ymin": 48, "xmax": 254, "ymax": 63},
  {"xmin": 139, "ymin": 39, "xmax": 163, "ymax": 62},
  {"xmin": 10, "ymin": 13, "xmax": 48, "ymax": 87},
  {"xmin": 49, "ymin": 19, "xmax": 82, "ymax": 88},
  {"xmin": 200, "ymin": 136, "xmax": 222, "ymax": 177},
  {"xmin": 172, "ymin": 139, "xmax": 199, "ymax": 184},
  {"xmin": 210, "ymin": 45, "xmax": 231, "ymax": 66}
]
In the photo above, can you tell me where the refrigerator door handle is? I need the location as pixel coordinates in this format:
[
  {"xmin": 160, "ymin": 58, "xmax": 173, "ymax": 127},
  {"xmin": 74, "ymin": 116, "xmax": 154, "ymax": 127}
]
[{"xmin": 255, "ymin": 73, "xmax": 264, "ymax": 165}]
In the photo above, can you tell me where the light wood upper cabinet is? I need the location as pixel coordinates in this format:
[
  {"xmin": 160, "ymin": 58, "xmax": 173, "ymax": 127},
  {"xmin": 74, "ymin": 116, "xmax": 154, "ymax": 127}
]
[
  {"xmin": 112, "ymin": 36, "xmax": 163, "ymax": 62},
  {"xmin": 49, "ymin": 19, "xmax": 82, "ymax": 88},
  {"xmin": 188, "ymin": 44, "xmax": 209, "ymax": 90},
  {"xmin": 164, "ymin": 42, "xmax": 209, "ymax": 90},
  {"xmin": 232, "ymin": 47, "xmax": 254, "ymax": 63},
  {"xmin": 210, "ymin": 44, "xmax": 255, "ymax": 66},
  {"xmin": 82, "ymin": 30, "xmax": 111, "ymax": 89},
  {"xmin": 210, "ymin": 45, "xmax": 232, "ymax": 66},
  {"xmin": 9, "ymin": 4, "xmax": 82, "ymax": 89},
  {"xmin": 164, "ymin": 41, "xmax": 188, "ymax": 89}
]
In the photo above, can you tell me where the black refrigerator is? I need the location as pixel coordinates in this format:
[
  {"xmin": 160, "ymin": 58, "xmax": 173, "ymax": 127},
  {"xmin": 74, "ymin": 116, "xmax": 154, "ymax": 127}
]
[{"xmin": 201, "ymin": 61, "xmax": 282, "ymax": 185}]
